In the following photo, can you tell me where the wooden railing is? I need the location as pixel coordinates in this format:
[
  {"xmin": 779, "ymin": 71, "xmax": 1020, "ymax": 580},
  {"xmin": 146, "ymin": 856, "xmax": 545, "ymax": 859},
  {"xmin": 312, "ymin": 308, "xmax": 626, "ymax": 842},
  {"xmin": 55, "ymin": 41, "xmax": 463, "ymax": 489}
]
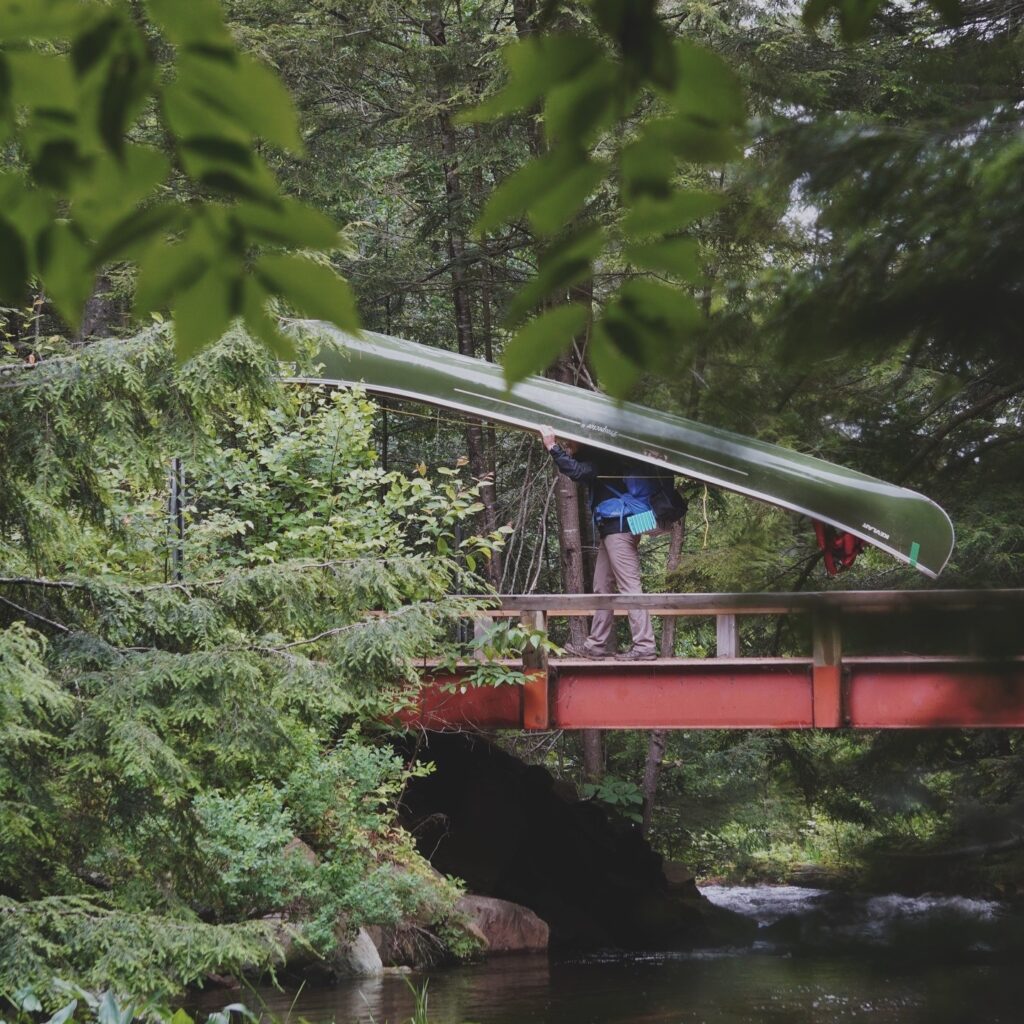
[
  {"xmin": 485, "ymin": 588, "xmax": 1024, "ymax": 659},
  {"xmin": 407, "ymin": 590, "xmax": 1024, "ymax": 731}
]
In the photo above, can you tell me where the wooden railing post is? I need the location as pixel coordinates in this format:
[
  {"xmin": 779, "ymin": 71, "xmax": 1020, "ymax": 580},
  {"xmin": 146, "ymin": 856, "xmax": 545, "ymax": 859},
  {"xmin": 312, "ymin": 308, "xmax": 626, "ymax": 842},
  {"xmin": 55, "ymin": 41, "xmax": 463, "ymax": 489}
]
[
  {"xmin": 520, "ymin": 608, "xmax": 550, "ymax": 730},
  {"xmin": 716, "ymin": 614, "xmax": 738, "ymax": 658},
  {"xmin": 471, "ymin": 614, "xmax": 491, "ymax": 661},
  {"xmin": 812, "ymin": 607, "xmax": 843, "ymax": 727}
]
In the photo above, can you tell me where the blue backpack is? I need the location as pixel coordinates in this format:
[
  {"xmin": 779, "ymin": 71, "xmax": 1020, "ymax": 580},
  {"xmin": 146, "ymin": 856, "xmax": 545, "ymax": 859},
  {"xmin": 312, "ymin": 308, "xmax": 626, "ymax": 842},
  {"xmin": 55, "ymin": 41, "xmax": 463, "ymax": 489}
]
[{"xmin": 594, "ymin": 473, "xmax": 664, "ymax": 535}]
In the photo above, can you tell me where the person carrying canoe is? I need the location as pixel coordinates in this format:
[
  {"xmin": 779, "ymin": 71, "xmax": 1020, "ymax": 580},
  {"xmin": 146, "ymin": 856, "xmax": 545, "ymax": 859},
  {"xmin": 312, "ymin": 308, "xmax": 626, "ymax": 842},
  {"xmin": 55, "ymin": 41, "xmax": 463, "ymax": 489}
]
[{"xmin": 539, "ymin": 426, "xmax": 657, "ymax": 661}]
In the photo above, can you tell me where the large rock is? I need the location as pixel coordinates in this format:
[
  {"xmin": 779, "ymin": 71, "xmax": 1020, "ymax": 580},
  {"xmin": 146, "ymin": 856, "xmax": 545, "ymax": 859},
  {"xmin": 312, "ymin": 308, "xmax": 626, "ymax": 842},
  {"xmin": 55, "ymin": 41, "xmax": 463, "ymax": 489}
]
[
  {"xmin": 663, "ymin": 860, "xmax": 700, "ymax": 898},
  {"xmin": 261, "ymin": 916, "xmax": 384, "ymax": 978},
  {"xmin": 397, "ymin": 732, "xmax": 752, "ymax": 949},
  {"xmin": 335, "ymin": 927, "xmax": 384, "ymax": 977},
  {"xmin": 455, "ymin": 895, "xmax": 548, "ymax": 953}
]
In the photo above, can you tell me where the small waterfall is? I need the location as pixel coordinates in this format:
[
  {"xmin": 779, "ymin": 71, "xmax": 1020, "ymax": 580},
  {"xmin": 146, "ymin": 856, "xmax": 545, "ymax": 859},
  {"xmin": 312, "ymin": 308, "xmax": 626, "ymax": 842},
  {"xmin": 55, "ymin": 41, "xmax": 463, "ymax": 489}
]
[
  {"xmin": 700, "ymin": 884, "xmax": 831, "ymax": 924},
  {"xmin": 699, "ymin": 884, "xmax": 1020, "ymax": 957}
]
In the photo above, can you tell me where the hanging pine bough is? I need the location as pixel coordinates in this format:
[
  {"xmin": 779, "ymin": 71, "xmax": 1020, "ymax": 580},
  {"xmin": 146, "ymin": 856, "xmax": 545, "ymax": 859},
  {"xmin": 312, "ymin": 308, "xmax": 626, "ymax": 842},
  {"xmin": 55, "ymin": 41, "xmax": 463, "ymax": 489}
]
[{"xmin": 286, "ymin": 324, "xmax": 955, "ymax": 579}]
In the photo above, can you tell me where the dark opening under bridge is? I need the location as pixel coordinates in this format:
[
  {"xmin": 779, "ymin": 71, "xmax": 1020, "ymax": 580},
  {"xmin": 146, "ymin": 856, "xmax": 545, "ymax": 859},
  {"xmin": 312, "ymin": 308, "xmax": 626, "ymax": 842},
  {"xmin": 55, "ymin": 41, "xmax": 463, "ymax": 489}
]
[{"xmin": 406, "ymin": 589, "xmax": 1024, "ymax": 731}]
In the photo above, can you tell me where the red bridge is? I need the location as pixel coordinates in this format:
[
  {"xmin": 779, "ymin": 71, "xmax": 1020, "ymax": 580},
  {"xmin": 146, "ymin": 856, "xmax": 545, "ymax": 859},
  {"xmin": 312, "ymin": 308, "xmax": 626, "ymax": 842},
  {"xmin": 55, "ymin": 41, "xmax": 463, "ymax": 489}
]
[{"xmin": 407, "ymin": 590, "xmax": 1024, "ymax": 731}]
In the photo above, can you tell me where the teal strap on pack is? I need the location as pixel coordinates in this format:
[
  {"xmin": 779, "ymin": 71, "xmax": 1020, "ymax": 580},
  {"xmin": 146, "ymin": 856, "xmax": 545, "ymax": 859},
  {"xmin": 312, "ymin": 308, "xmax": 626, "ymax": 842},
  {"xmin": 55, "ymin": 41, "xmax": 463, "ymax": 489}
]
[
  {"xmin": 908, "ymin": 541, "xmax": 920, "ymax": 568},
  {"xmin": 626, "ymin": 509, "xmax": 657, "ymax": 535}
]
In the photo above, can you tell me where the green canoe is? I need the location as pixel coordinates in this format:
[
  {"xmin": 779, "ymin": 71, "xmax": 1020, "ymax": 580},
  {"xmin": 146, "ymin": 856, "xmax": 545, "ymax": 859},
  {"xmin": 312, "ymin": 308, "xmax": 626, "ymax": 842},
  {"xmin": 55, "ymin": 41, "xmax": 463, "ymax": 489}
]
[{"xmin": 288, "ymin": 322, "xmax": 954, "ymax": 579}]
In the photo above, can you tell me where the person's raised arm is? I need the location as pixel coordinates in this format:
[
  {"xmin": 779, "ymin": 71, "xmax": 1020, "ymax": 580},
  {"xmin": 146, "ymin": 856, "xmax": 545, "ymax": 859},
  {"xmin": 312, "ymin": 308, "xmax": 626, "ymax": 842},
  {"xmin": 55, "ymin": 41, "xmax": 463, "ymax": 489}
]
[{"xmin": 538, "ymin": 425, "xmax": 596, "ymax": 484}]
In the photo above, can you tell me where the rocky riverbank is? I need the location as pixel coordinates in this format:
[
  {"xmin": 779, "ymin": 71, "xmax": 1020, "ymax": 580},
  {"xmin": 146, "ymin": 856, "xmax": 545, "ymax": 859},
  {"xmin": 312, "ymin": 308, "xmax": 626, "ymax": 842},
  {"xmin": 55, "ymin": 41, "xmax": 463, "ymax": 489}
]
[{"xmin": 239, "ymin": 731, "xmax": 755, "ymax": 986}]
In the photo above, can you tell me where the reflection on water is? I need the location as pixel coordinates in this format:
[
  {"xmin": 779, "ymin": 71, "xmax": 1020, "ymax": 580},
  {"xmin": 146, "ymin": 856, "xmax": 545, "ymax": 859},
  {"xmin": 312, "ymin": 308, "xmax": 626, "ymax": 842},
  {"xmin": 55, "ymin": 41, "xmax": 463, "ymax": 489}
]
[{"xmin": 194, "ymin": 887, "xmax": 1024, "ymax": 1024}]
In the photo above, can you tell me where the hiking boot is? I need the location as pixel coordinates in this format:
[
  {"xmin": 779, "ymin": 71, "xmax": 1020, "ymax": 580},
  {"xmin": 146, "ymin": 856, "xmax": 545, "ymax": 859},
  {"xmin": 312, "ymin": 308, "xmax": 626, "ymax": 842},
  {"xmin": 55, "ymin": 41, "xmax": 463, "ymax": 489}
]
[
  {"xmin": 615, "ymin": 647, "xmax": 657, "ymax": 661},
  {"xmin": 564, "ymin": 642, "xmax": 609, "ymax": 659}
]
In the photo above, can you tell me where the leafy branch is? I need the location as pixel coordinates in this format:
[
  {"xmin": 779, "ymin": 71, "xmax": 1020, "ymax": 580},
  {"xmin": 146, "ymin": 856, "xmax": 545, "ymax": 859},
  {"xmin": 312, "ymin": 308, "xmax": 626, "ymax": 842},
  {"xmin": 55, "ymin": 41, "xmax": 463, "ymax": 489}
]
[
  {"xmin": 0, "ymin": 0, "xmax": 358, "ymax": 361},
  {"xmin": 460, "ymin": 0, "xmax": 742, "ymax": 396},
  {"xmin": 463, "ymin": 0, "xmax": 966, "ymax": 397}
]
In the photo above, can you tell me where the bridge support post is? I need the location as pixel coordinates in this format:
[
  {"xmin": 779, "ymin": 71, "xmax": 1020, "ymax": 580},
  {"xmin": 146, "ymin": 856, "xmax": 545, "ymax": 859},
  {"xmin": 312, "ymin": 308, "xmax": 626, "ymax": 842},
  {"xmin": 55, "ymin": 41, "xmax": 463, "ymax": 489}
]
[
  {"xmin": 812, "ymin": 608, "xmax": 844, "ymax": 728},
  {"xmin": 520, "ymin": 609, "xmax": 550, "ymax": 730}
]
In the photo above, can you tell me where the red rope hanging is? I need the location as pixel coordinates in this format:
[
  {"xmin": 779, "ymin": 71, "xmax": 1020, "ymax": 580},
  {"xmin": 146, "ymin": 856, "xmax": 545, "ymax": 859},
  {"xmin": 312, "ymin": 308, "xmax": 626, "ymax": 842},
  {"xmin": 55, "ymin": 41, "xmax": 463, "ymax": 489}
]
[{"xmin": 813, "ymin": 520, "xmax": 865, "ymax": 576}]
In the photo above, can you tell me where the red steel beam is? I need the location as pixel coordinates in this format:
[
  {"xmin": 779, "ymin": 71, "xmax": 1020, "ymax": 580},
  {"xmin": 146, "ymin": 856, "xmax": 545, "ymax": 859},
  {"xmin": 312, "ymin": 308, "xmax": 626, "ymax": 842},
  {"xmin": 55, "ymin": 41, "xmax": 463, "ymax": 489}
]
[
  {"xmin": 522, "ymin": 668, "xmax": 550, "ymax": 730},
  {"xmin": 551, "ymin": 660, "xmax": 814, "ymax": 729},
  {"xmin": 404, "ymin": 657, "xmax": 1024, "ymax": 730},
  {"xmin": 400, "ymin": 672, "xmax": 523, "ymax": 730},
  {"xmin": 812, "ymin": 664, "xmax": 843, "ymax": 728},
  {"xmin": 844, "ymin": 659, "xmax": 1024, "ymax": 728}
]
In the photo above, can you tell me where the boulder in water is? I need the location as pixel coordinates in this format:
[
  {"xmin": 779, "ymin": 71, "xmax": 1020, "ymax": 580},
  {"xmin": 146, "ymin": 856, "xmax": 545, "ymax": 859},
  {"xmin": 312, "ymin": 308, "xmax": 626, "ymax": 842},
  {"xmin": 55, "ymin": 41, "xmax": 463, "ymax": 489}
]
[
  {"xmin": 335, "ymin": 927, "xmax": 385, "ymax": 977},
  {"xmin": 455, "ymin": 895, "xmax": 549, "ymax": 953}
]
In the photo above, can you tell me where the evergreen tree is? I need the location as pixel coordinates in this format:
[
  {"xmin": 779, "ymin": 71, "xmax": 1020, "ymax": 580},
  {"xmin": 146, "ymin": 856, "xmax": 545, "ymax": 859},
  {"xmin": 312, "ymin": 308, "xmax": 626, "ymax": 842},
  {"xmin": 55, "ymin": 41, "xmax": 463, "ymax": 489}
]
[{"xmin": 0, "ymin": 328, "xmax": 500, "ymax": 998}]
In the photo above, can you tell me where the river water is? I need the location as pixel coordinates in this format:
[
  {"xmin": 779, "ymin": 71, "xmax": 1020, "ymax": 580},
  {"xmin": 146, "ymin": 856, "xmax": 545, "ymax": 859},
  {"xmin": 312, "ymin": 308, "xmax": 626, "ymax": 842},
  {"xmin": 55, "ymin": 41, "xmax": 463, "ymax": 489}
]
[{"xmin": 202, "ymin": 887, "xmax": 1024, "ymax": 1023}]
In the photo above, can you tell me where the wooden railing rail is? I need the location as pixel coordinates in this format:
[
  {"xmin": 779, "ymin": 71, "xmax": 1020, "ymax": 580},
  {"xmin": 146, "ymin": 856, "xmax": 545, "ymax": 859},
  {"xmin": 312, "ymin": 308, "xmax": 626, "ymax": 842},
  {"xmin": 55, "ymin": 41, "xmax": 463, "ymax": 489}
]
[
  {"xmin": 489, "ymin": 589, "xmax": 1024, "ymax": 616},
  {"xmin": 473, "ymin": 590, "xmax": 1024, "ymax": 665}
]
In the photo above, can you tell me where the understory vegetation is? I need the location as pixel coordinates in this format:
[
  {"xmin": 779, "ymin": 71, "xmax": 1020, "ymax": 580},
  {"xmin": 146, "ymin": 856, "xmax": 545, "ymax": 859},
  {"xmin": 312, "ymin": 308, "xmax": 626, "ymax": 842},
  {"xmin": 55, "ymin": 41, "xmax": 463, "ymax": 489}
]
[
  {"xmin": 0, "ymin": 327, "xmax": 505, "ymax": 1000},
  {"xmin": 581, "ymin": 729, "xmax": 1024, "ymax": 895}
]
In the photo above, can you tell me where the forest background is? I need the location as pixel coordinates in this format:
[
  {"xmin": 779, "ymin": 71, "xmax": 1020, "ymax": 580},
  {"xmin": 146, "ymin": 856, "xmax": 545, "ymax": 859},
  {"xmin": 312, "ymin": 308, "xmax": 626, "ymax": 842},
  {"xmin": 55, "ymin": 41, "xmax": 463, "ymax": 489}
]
[{"xmin": 1, "ymin": 0, "xmax": 1023, "ymax": 1007}]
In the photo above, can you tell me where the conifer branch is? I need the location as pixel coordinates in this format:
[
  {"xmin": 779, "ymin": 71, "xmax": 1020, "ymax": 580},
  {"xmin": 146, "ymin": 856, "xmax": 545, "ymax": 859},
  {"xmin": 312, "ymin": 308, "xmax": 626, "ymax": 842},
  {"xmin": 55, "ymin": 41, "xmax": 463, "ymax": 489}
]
[
  {"xmin": 256, "ymin": 597, "xmax": 487, "ymax": 654},
  {"xmin": 0, "ymin": 576, "xmax": 92, "ymax": 591},
  {"xmin": 0, "ymin": 558, "xmax": 439, "ymax": 596},
  {"xmin": 0, "ymin": 594, "xmax": 71, "ymax": 633}
]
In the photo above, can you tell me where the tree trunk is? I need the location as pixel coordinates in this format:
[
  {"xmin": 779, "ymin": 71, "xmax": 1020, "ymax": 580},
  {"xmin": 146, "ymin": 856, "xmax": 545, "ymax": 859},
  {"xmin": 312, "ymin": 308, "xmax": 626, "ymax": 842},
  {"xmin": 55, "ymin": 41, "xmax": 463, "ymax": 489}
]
[
  {"xmin": 513, "ymin": 0, "xmax": 598, "ymax": 770},
  {"xmin": 549, "ymin": 275, "xmax": 594, "ymax": 645},
  {"xmin": 582, "ymin": 731, "xmax": 604, "ymax": 784},
  {"xmin": 548, "ymin": 310, "xmax": 598, "ymax": 778},
  {"xmin": 512, "ymin": 0, "xmax": 536, "ymax": 39},
  {"xmin": 640, "ymin": 729, "xmax": 667, "ymax": 835},
  {"xmin": 640, "ymin": 518, "xmax": 686, "ymax": 835},
  {"xmin": 476, "ymin": 232, "xmax": 503, "ymax": 588},
  {"xmin": 513, "ymin": 0, "xmax": 545, "ymax": 160},
  {"xmin": 641, "ymin": 286, "xmax": 708, "ymax": 835},
  {"xmin": 547, "ymin": 348, "xmax": 588, "ymax": 646},
  {"xmin": 427, "ymin": 6, "xmax": 503, "ymax": 587},
  {"xmin": 72, "ymin": 275, "xmax": 119, "ymax": 344}
]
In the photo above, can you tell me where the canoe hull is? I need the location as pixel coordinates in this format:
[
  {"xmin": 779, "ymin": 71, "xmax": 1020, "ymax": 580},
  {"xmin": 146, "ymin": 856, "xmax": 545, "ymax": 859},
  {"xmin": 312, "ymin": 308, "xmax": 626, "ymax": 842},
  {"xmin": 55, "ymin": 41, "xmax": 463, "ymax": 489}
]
[{"xmin": 288, "ymin": 324, "xmax": 954, "ymax": 578}]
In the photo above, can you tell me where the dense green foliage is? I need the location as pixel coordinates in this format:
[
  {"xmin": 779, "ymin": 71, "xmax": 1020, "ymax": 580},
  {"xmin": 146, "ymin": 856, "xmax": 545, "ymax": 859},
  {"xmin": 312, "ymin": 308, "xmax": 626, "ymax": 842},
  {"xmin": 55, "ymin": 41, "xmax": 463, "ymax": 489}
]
[
  {"xmin": 460, "ymin": 0, "xmax": 744, "ymax": 395},
  {"xmin": 3, "ymin": 0, "xmax": 1024, "ymax": 1006},
  {"xmin": 567, "ymin": 0, "xmax": 1024, "ymax": 888},
  {"xmin": 580, "ymin": 726, "xmax": 1024, "ymax": 894},
  {"xmin": 0, "ymin": 0, "xmax": 357, "ymax": 360},
  {"xmin": 0, "ymin": 328, "xmax": 506, "ymax": 999}
]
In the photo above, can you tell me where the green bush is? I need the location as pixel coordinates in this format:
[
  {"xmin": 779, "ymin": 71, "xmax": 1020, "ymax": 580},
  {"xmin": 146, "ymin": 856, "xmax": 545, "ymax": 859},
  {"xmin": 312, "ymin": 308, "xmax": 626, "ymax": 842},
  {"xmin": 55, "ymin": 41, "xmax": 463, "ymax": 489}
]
[{"xmin": 0, "ymin": 331, "xmax": 494, "ymax": 998}]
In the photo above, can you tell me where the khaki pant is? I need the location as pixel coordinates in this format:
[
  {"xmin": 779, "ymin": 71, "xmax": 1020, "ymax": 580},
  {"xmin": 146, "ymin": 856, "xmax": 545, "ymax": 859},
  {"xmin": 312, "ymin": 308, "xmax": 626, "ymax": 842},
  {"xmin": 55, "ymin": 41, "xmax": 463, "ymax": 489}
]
[{"xmin": 585, "ymin": 531, "xmax": 655, "ymax": 655}]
